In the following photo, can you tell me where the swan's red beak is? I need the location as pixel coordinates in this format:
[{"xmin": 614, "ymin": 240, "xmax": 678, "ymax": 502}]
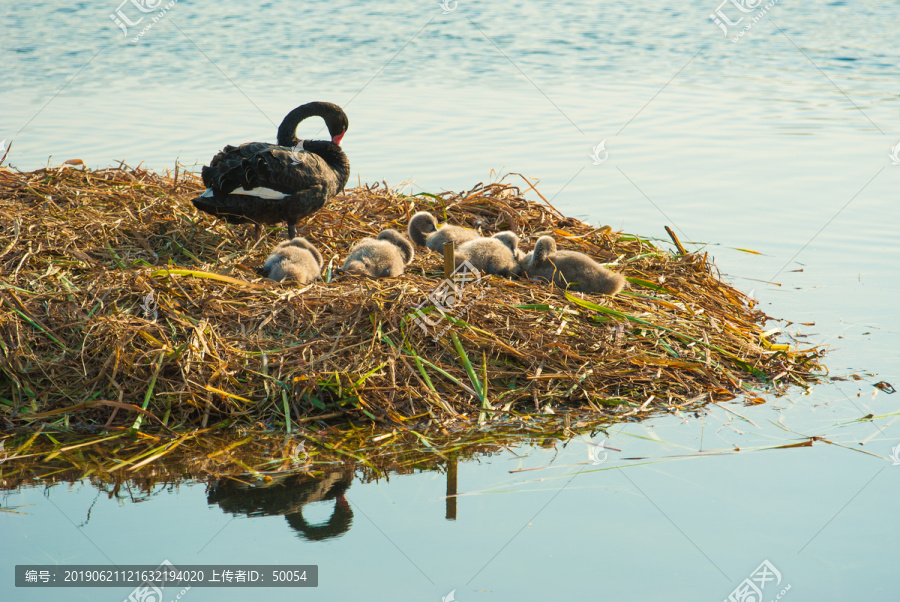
[{"xmin": 331, "ymin": 131, "xmax": 345, "ymax": 146}]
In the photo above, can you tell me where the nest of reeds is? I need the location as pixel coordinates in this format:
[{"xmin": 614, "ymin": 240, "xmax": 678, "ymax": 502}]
[{"xmin": 0, "ymin": 164, "xmax": 825, "ymax": 434}]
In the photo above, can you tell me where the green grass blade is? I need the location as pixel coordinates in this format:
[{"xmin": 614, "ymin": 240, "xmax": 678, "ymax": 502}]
[
  {"xmin": 625, "ymin": 277, "xmax": 675, "ymax": 294},
  {"xmin": 564, "ymin": 291, "xmax": 764, "ymax": 377},
  {"xmin": 451, "ymin": 332, "xmax": 484, "ymax": 403},
  {"xmin": 131, "ymin": 353, "xmax": 163, "ymax": 432},
  {"xmin": 351, "ymin": 363, "xmax": 387, "ymax": 390},
  {"xmin": 282, "ymin": 390, "xmax": 292, "ymax": 434},
  {"xmin": 404, "ymin": 342, "xmax": 437, "ymax": 393}
]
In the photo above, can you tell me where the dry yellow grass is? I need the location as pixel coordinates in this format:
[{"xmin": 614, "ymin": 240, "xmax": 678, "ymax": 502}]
[{"xmin": 0, "ymin": 164, "xmax": 824, "ymax": 438}]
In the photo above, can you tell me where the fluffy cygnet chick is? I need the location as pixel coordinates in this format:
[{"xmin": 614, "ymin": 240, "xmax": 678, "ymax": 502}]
[
  {"xmin": 407, "ymin": 211, "xmax": 480, "ymax": 252},
  {"xmin": 258, "ymin": 236, "xmax": 323, "ymax": 284},
  {"xmin": 454, "ymin": 231, "xmax": 521, "ymax": 277},
  {"xmin": 342, "ymin": 229, "xmax": 415, "ymax": 278},
  {"xmin": 519, "ymin": 236, "xmax": 625, "ymax": 295}
]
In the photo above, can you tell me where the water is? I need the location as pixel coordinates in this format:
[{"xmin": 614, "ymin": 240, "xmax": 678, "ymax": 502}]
[{"xmin": 2, "ymin": 0, "xmax": 900, "ymax": 599}]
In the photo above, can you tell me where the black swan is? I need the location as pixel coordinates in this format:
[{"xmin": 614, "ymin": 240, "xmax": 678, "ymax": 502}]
[
  {"xmin": 454, "ymin": 231, "xmax": 521, "ymax": 277},
  {"xmin": 192, "ymin": 101, "xmax": 350, "ymax": 239},
  {"xmin": 408, "ymin": 211, "xmax": 480, "ymax": 251},
  {"xmin": 519, "ymin": 236, "xmax": 625, "ymax": 295},
  {"xmin": 207, "ymin": 469, "xmax": 353, "ymax": 542},
  {"xmin": 257, "ymin": 237, "xmax": 323, "ymax": 283},
  {"xmin": 342, "ymin": 229, "xmax": 415, "ymax": 278}
]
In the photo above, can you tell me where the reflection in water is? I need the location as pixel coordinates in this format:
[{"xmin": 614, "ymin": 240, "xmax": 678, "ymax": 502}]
[
  {"xmin": 207, "ymin": 470, "xmax": 353, "ymax": 541},
  {"xmin": 446, "ymin": 456, "xmax": 457, "ymax": 521}
]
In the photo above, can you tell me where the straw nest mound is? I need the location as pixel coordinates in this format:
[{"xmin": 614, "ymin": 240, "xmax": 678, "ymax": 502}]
[{"xmin": 0, "ymin": 164, "xmax": 824, "ymax": 434}]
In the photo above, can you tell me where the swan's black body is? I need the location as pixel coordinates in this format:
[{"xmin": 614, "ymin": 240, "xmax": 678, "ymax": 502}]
[{"xmin": 192, "ymin": 102, "xmax": 350, "ymax": 239}]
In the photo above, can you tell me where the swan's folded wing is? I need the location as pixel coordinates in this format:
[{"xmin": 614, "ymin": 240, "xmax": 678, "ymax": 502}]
[
  {"xmin": 202, "ymin": 142, "xmax": 276, "ymax": 193},
  {"xmin": 263, "ymin": 148, "xmax": 341, "ymax": 198},
  {"xmin": 203, "ymin": 144, "xmax": 339, "ymax": 198}
]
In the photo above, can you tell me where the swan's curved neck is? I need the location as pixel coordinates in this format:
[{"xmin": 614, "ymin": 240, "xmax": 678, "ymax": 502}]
[
  {"xmin": 277, "ymin": 106, "xmax": 312, "ymax": 147},
  {"xmin": 277, "ymin": 103, "xmax": 345, "ymax": 147}
]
